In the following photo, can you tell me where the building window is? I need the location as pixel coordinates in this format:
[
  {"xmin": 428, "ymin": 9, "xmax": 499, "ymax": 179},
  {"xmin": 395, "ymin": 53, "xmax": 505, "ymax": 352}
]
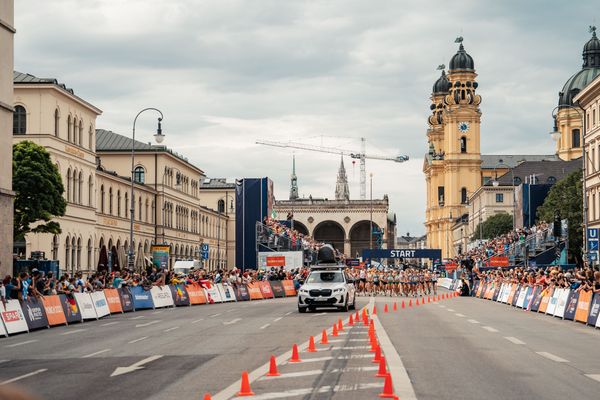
[
  {"xmin": 117, "ymin": 190, "xmax": 121, "ymax": 217},
  {"xmin": 437, "ymin": 186, "xmax": 445, "ymax": 206},
  {"xmin": 67, "ymin": 115, "xmax": 72, "ymax": 142},
  {"xmin": 54, "ymin": 109, "xmax": 60, "ymax": 137},
  {"xmin": 460, "ymin": 136, "xmax": 467, "ymax": 153},
  {"xmin": 461, "ymin": 188, "xmax": 468, "ymax": 204},
  {"xmin": 13, "ymin": 105, "xmax": 26, "ymax": 134},
  {"xmin": 134, "ymin": 166, "xmax": 145, "ymax": 184},
  {"xmin": 109, "ymin": 188, "xmax": 113, "ymax": 215},
  {"xmin": 89, "ymin": 125, "xmax": 94, "ymax": 150},
  {"xmin": 51, "ymin": 234, "xmax": 59, "ymax": 260},
  {"xmin": 218, "ymin": 199, "xmax": 225, "ymax": 213},
  {"xmin": 100, "ymin": 185, "xmax": 105, "ymax": 213},
  {"xmin": 66, "ymin": 168, "xmax": 72, "ymax": 202},
  {"xmin": 78, "ymin": 171, "xmax": 83, "ymax": 204},
  {"xmin": 138, "ymin": 197, "xmax": 142, "ymax": 221},
  {"xmin": 496, "ymin": 193, "xmax": 504, "ymax": 203},
  {"xmin": 572, "ymin": 129, "xmax": 581, "ymax": 148},
  {"xmin": 88, "ymin": 175, "xmax": 93, "ymax": 207},
  {"xmin": 125, "ymin": 193, "xmax": 129, "ymax": 218},
  {"xmin": 78, "ymin": 120, "xmax": 83, "ymax": 147},
  {"xmin": 547, "ymin": 176, "xmax": 557, "ymax": 184}
]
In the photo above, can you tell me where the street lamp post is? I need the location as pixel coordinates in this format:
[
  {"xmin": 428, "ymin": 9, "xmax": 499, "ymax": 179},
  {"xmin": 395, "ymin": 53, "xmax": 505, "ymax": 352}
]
[
  {"xmin": 369, "ymin": 173, "xmax": 373, "ymax": 250},
  {"xmin": 129, "ymin": 108, "xmax": 164, "ymax": 270},
  {"xmin": 550, "ymin": 104, "xmax": 587, "ymax": 258},
  {"xmin": 216, "ymin": 193, "xmax": 230, "ymax": 271},
  {"xmin": 491, "ymin": 162, "xmax": 516, "ymax": 230}
]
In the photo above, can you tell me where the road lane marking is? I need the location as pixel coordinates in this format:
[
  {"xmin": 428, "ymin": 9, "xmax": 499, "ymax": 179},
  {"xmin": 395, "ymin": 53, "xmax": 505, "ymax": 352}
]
[
  {"xmin": 313, "ymin": 312, "xmax": 327, "ymax": 316},
  {"xmin": 0, "ymin": 360, "xmax": 9, "ymax": 364},
  {"xmin": 447, "ymin": 308, "xmax": 455, "ymax": 312},
  {"xmin": 439, "ymin": 305, "xmax": 446, "ymax": 308},
  {"xmin": 585, "ymin": 374, "xmax": 600, "ymax": 383},
  {"xmin": 209, "ymin": 313, "xmax": 222, "ymax": 318},
  {"xmin": 164, "ymin": 326, "xmax": 179, "ymax": 332},
  {"xmin": 226, "ymin": 309, "xmax": 235, "ymax": 313},
  {"xmin": 101, "ymin": 322, "xmax": 119, "ymax": 327},
  {"xmin": 135, "ymin": 320, "xmax": 161, "ymax": 328},
  {"xmin": 348, "ymin": 338, "xmax": 369, "ymax": 342},
  {"xmin": 231, "ymin": 383, "xmax": 383, "ymax": 400},
  {"xmin": 259, "ymin": 369, "xmax": 323, "ymax": 380},
  {"xmin": 330, "ymin": 345, "xmax": 370, "ymax": 350},
  {"xmin": 81, "ymin": 349, "xmax": 111, "ymax": 358},
  {"xmin": 223, "ymin": 318, "xmax": 242, "ymax": 325},
  {"xmin": 152, "ymin": 310, "xmax": 163, "ymax": 314},
  {"xmin": 0, "ymin": 369, "xmax": 47, "ymax": 385},
  {"xmin": 298, "ymin": 354, "xmax": 372, "ymax": 363},
  {"xmin": 61, "ymin": 329, "xmax": 87, "ymax": 335},
  {"xmin": 285, "ymin": 311, "xmax": 293, "ymax": 316},
  {"xmin": 504, "ymin": 336, "xmax": 525, "ymax": 345},
  {"xmin": 455, "ymin": 313, "xmax": 466, "ymax": 317},
  {"xmin": 110, "ymin": 355, "xmax": 163, "ymax": 377},
  {"xmin": 128, "ymin": 336, "xmax": 148, "ymax": 344},
  {"xmin": 273, "ymin": 317, "xmax": 283, "ymax": 322},
  {"xmin": 482, "ymin": 326, "xmax": 499, "ymax": 333},
  {"xmin": 129, "ymin": 316, "xmax": 145, "ymax": 320},
  {"xmin": 191, "ymin": 318, "xmax": 204, "ymax": 324},
  {"xmin": 260, "ymin": 323, "xmax": 271, "ymax": 330},
  {"xmin": 371, "ymin": 298, "xmax": 418, "ymax": 400},
  {"xmin": 536, "ymin": 352, "xmax": 569, "ymax": 363},
  {"xmin": 467, "ymin": 319, "xmax": 480, "ymax": 324},
  {"xmin": 5, "ymin": 340, "xmax": 37, "ymax": 348}
]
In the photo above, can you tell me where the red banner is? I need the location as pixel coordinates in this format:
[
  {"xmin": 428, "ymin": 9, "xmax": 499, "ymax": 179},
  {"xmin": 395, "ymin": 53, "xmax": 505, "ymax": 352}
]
[
  {"xmin": 488, "ymin": 256, "xmax": 509, "ymax": 267},
  {"xmin": 266, "ymin": 256, "xmax": 286, "ymax": 267}
]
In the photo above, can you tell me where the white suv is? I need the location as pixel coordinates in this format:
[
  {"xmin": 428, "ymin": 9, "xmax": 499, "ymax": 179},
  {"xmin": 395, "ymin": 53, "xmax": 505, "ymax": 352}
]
[{"xmin": 298, "ymin": 266, "xmax": 356, "ymax": 313}]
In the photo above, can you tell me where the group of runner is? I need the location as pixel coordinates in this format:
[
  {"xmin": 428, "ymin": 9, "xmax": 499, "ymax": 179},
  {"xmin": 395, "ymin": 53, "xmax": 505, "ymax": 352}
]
[{"xmin": 350, "ymin": 268, "xmax": 438, "ymax": 297}]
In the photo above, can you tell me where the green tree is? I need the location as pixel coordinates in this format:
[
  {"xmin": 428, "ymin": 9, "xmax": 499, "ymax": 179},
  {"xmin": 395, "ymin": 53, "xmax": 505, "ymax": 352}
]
[
  {"xmin": 537, "ymin": 169, "xmax": 582, "ymax": 265},
  {"xmin": 471, "ymin": 212, "xmax": 513, "ymax": 241},
  {"xmin": 13, "ymin": 141, "xmax": 66, "ymax": 241}
]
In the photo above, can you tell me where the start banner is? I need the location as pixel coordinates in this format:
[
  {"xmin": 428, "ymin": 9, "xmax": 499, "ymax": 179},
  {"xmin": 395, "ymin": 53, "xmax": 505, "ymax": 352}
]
[
  {"xmin": 0, "ymin": 300, "xmax": 28, "ymax": 335},
  {"xmin": 41, "ymin": 295, "xmax": 68, "ymax": 326}
]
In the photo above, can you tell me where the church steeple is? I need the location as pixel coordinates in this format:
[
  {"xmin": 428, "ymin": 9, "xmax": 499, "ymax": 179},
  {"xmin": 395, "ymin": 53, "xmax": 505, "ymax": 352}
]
[
  {"xmin": 335, "ymin": 156, "xmax": 350, "ymax": 201},
  {"xmin": 289, "ymin": 155, "xmax": 299, "ymax": 200}
]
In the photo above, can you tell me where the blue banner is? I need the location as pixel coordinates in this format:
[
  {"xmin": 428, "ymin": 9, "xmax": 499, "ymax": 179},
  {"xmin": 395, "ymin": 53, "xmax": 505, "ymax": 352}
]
[
  {"xmin": 362, "ymin": 248, "xmax": 442, "ymax": 259},
  {"xmin": 129, "ymin": 286, "xmax": 155, "ymax": 310}
]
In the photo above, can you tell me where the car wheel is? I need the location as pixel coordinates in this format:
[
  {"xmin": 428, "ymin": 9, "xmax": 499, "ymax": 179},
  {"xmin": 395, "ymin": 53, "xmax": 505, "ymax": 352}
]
[
  {"xmin": 298, "ymin": 305, "xmax": 307, "ymax": 313},
  {"xmin": 349, "ymin": 294, "xmax": 356, "ymax": 310},
  {"xmin": 339, "ymin": 296, "xmax": 349, "ymax": 312}
]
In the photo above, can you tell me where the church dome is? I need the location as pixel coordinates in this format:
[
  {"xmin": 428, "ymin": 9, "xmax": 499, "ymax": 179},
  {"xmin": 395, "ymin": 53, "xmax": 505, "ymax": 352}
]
[
  {"xmin": 432, "ymin": 70, "xmax": 450, "ymax": 94},
  {"xmin": 559, "ymin": 28, "xmax": 600, "ymax": 106},
  {"xmin": 449, "ymin": 43, "xmax": 474, "ymax": 71}
]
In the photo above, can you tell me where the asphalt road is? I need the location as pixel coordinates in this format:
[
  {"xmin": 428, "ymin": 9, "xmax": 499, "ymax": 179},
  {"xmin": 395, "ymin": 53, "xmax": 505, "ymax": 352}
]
[{"xmin": 1, "ymin": 291, "xmax": 599, "ymax": 399}]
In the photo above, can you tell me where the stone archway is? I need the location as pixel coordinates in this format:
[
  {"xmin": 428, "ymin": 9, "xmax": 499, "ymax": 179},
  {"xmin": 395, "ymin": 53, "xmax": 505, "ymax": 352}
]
[
  {"xmin": 313, "ymin": 220, "xmax": 345, "ymax": 253},
  {"xmin": 349, "ymin": 220, "xmax": 380, "ymax": 259},
  {"xmin": 291, "ymin": 220, "xmax": 309, "ymax": 236}
]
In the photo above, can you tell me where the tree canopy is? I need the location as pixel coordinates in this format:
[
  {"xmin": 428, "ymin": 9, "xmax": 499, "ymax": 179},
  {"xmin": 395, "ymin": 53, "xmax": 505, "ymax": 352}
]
[
  {"xmin": 13, "ymin": 140, "xmax": 66, "ymax": 241},
  {"xmin": 471, "ymin": 212, "xmax": 513, "ymax": 241},
  {"xmin": 537, "ymin": 169, "xmax": 582, "ymax": 264}
]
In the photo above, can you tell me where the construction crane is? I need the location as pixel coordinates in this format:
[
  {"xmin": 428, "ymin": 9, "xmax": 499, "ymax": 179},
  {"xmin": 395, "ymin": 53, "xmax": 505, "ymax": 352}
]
[{"xmin": 255, "ymin": 137, "xmax": 409, "ymax": 200}]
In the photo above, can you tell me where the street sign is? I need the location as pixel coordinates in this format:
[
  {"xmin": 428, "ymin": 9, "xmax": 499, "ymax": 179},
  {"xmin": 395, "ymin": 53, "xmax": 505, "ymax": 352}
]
[
  {"xmin": 588, "ymin": 240, "xmax": 599, "ymax": 251},
  {"xmin": 589, "ymin": 252, "xmax": 598, "ymax": 262},
  {"xmin": 201, "ymin": 243, "xmax": 209, "ymax": 252},
  {"xmin": 587, "ymin": 228, "xmax": 599, "ymax": 240}
]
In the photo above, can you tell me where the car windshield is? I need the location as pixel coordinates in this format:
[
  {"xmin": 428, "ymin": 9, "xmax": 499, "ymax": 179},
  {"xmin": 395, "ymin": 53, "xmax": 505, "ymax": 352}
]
[{"xmin": 306, "ymin": 271, "xmax": 344, "ymax": 284}]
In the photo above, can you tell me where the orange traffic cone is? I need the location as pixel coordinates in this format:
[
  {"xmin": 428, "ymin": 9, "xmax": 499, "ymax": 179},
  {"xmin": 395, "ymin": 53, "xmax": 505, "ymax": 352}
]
[
  {"xmin": 332, "ymin": 323, "xmax": 339, "ymax": 337},
  {"xmin": 203, "ymin": 393, "xmax": 212, "ymax": 400},
  {"xmin": 363, "ymin": 314, "xmax": 369, "ymax": 326},
  {"xmin": 237, "ymin": 371, "xmax": 255, "ymax": 396},
  {"xmin": 348, "ymin": 314, "xmax": 355, "ymax": 326},
  {"xmin": 384, "ymin": 304, "xmax": 389, "ymax": 313},
  {"xmin": 376, "ymin": 355, "xmax": 388, "ymax": 377},
  {"xmin": 373, "ymin": 305, "xmax": 377, "ymax": 315},
  {"xmin": 415, "ymin": 298, "xmax": 420, "ymax": 306},
  {"xmin": 408, "ymin": 299, "xmax": 412, "ymax": 307},
  {"xmin": 402, "ymin": 300, "xmax": 405, "ymax": 309},
  {"xmin": 369, "ymin": 320, "xmax": 375, "ymax": 336},
  {"xmin": 379, "ymin": 373, "xmax": 395, "ymax": 398},
  {"xmin": 321, "ymin": 329, "xmax": 329, "ymax": 345},
  {"xmin": 307, "ymin": 336, "xmax": 317, "ymax": 353},
  {"xmin": 355, "ymin": 310, "xmax": 360, "ymax": 320},
  {"xmin": 372, "ymin": 343, "xmax": 382, "ymax": 363},
  {"xmin": 266, "ymin": 355, "xmax": 280, "ymax": 376},
  {"xmin": 290, "ymin": 343, "xmax": 301, "ymax": 362},
  {"xmin": 393, "ymin": 302, "xmax": 397, "ymax": 311},
  {"xmin": 428, "ymin": 296, "xmax": 431, "ymax": 303},
  {"xmin": 370, "ymin": 339, "xmax": 379, "ymax": 353},
  {"xmin": 338, "ymin": 318, "xmax": 344, "ymax": 331}
]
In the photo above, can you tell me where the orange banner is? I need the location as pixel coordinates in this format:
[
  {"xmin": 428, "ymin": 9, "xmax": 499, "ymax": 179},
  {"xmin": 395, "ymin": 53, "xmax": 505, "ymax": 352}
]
[
  {"xmin": 258, "ymin": 281, "xmax": 274, "ymax": 299},
  {"xmin": 282, "ymin": 280, "xmax": 297, "ymax": 296},
  {"xmin": 186, "ymin": 284, "xmax": 207, "ymax": 305},
  {"xmin": 103, "ymin": 289, "xmax": 123, "ymax": 314},
  {"xmin": 507, "ymin": 284, "xmax": 518, "ymax": 304},
  {"xmin": 266, "ymin": 256, "xmax": 286, "ymax": 267},
  {"xmin": 538, "ymin": 288, "xmax": 553, "ymax": 314},
  {"xmin": 488, "ymin": 256, "xmax": 509, "ymax": 267},
  {"xmin": 247, "ymin": 283, "xmax": 264, "ymax": 300},
  {"xmin": 575, "ymin": 290, "xmax": 593, "ymax": 323},
  {"xmin": 41, "ymin": 295, "xmax": 67, "ymax": 326}
]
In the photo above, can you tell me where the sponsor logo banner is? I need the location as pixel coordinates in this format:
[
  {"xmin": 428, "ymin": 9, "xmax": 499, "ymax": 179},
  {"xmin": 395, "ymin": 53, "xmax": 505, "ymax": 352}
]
[
  {"xmin": 74, "ymin": 293, "xmax": 98, "ymax": 320},
  {"xmin": 41, "ymin": 295, "xmax": 67, "ymax": 326},
  {"xmin": 129, "ymin": 286, "xmax": 155, "ymax": 310},
  {"xmin": 118, "ymin": 287, "xmax": 134, "ymax": 312},
  {"xmin": 90, "ymin": 291, "xmax": 110, "ymax": 318},
  {"xmin": 269, "ymin": 281, "xmax": 285, "ymax": 298},
  {"xmin": 20, "ymin": 297, "xmax": 49, "ymax": 330},
  {"xmin": 59, "ymin": 294, "xmax": 82, "ymax": 323},
  {"xmin": 103, "ymin": 289, "xmax": 124, "ymax": 313},
  {"xmin": 169, "ymin": 284, "xmax": 190, "ymax": 307},
  {"xmin": 0, "ymin": 300, "xmax": 29, "ymax": 334}
]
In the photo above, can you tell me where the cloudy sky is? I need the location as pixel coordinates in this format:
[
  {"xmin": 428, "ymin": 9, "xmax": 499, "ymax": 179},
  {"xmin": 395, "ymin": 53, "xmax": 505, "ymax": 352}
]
[{"xmin": 14, "ymin": 0, "xmax": 598, "ymax": 236}]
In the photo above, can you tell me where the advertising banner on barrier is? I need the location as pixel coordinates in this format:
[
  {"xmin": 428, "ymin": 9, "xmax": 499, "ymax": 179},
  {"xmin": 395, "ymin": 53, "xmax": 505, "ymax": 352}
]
[
  {"xmin": 270, "ymin": 281, "xmax": 285, "ymax": 298},
  {"xmin": 507, "ymin": 285, "xmax": 518, "ymax": 305},
  {"xmin": 74, "ymin": 293, "xmax": 98, "ymax": 320},
  {"xmin": 0, "ymin": 300, "xmax": 28, "ymax": 335},
  {"xmin": 41, "ymin": 295, "xmax": 67, "ymax": 326},
  {"xmin": 492, "ymin": 286, "xmax": 502, "ymax": 302},
  {"xmin": 510, "ymin": 285, "xmax": 521, "ymax": 306},
  {"xmin": 539, "ymin": 288, "xmax": 553, "ymax": 313},
  {"xmin": 529, "ymin": 287, "xmax": 543, "ymax": 312},
  {"xmin": 59, "ymin": 294, "xmax": 82, "ymax": 323},
  {"xmin": 247, "ymin": 283, "xmax": 264, "ymax": 300},
  {"xmin": 522, "ymin": 287, "xmax": 534, "ymax": 309},
  {"xmin": 169, "ymin": 284, "xmax": 190, "ymax": 306},
  {"xmin": 150, "ymin": 286, "xmax": 175, "ymax": 308},
  {"xmin": 234, "ymin": 285, "xmax": 251, "ymax": 301},
  {"xmin": 563, "ymin": 290, "xmax": 579, "ymax": 320},
  {"xmin": 20, "ymin": 296, "xmax": 49, "ymax": 330},
  {"xmin": 0, "ymin": 317, "xmax": 6, "ymax": 337},
  {"xmin": 589, "ymin": 293, "xmax": 600, "ymax": 326},
  {"xmin": 90, "ymin": 291, "xmax": 110, "ymax": 318},
  {"xmin": 282, "ymin": 280, "xmax": 296, "ymax": 296},
  {"xmin": 186, "ymin": 284, "xmax": 207, "ymax": 305},
  {"xmin": 103, "ymin": 289, "xmax": 123, "ymax": 314},
  {"xmin": 204, "ymin": 285, "xmax": 223, "ymax": 304},
  {"xmin": 129, "ymin": 286, "xmax": 155, "ymax": 310},
  {"xmin": 554, "ymin": 289, "xmax": 570, "ymax": 318},
  {"xmin": 546, "ymin": 289, "xmax": 560, "ymax": 315},
  {"xmin": 217, "ymin": 284, "xmax": 237, "ymax": 302},
  {"xmin": 258, "ymin": 281, "xmax": 274, "ymax": 299},
  {"xmin": 118, "ymin": 287, "xmax": 134, "ymax": 312},
  {"xmin": 575, "ymin": 290, "xmax": 593, "ymax": 323}
]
